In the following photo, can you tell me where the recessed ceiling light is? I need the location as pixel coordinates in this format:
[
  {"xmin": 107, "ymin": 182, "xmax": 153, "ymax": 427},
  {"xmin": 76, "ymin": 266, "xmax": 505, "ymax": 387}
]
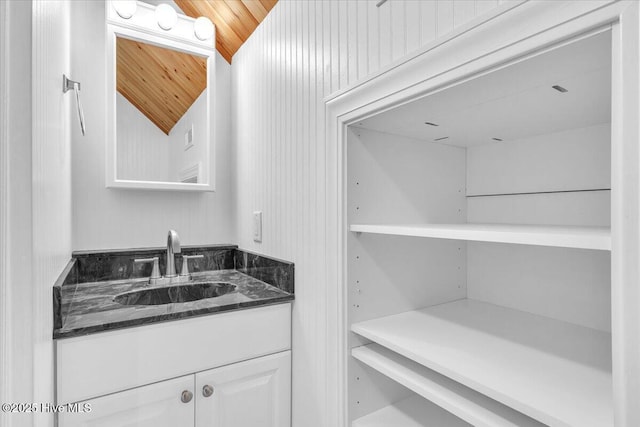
[
  {"xmin": 552, "ymin": 85, "xmax": 568, "ymax": 93},
  {"xmin": 424, "ymin": 122, "xmax": 439, "ymax": 126},
  {"xmin": 492, "ymin": 137, "xmax": 503, "ymax": 141},
  {"xmin": 434, "ymin": 136, "xmax": 449, "ymax": 141}
]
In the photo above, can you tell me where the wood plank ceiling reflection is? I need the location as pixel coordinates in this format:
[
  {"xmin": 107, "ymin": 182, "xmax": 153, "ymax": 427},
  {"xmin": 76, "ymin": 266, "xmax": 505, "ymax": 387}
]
[
  {"xmin": 116, "ymin": 37, "xmax": 207, "ymax": 135},
  {"xmin": 175, "ymin": 0, "xmax": 278, "ymax": 63}
]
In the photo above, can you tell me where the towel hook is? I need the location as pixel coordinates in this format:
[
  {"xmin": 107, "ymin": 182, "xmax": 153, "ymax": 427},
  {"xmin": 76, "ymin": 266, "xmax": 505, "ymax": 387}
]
[{"xmin": 63, "ymin": 74, "xmax": 86, "ymax": 136}]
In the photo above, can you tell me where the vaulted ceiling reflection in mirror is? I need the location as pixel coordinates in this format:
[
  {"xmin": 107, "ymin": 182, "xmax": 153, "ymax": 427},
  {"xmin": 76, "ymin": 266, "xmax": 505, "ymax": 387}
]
[
  {"xmin": 115, "ymin": 35, "xmax": 210, "ymax": 185},
  {"xmin": 116, "ymin": 37, "xmax": 207, "ymax": 134}
]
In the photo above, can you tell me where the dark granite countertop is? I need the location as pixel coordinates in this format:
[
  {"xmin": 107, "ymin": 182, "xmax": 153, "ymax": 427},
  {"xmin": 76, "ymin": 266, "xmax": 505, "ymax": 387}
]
[{"xmin": 53, "ymin": 246, "xmax": 294, "ymax": 339}]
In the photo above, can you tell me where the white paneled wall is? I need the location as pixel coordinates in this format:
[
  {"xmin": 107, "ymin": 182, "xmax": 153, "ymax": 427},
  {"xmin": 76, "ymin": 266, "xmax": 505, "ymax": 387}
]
[
  {"xmin": 117, "ymin": 90, "xmax": 209, "ymax": 183},
  {"xmin": 116, "ymin": 93, "xmax": 170, "ymax": 182},
  {"xmin": 1, "ymin": 4, "xmax": 38, "ymax": 426},
  {"xmin": 0, "ymin": 0, "xmax": 7, "ymax": 419},
  {"xmin": 32, "ymin": 1, "xmax": 73, "ymax": 426},
  {"xmin": 167, "ymin": 90, "xmax": 209, "ymax": 183},
  {"xmin": 71, "ymin": 1, "xmax": 234, "ymax": 250},
  {"xmin": 1, "ymin": 3, "xmax": 72, "ymax": 426},
  {"xmin": 232, "ymin": 1, "xmax": 504, "ymax": 425}
]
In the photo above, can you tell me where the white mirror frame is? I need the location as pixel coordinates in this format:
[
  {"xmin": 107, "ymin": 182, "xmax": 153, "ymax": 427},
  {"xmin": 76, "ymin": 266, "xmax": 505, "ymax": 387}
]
[{"xmin": 105, "ymin": 1, "xmax": 216, "ymax": 191}]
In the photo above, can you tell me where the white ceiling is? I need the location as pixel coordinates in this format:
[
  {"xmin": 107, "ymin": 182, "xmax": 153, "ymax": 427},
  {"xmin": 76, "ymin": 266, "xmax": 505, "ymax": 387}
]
[{"xmin": 355, "ymin": 30, "xmax": 612, "ymax": 148}]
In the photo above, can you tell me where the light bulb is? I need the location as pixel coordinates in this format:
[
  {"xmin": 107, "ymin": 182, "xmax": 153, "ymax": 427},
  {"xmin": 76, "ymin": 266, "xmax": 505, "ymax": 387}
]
[
  {"xmin": 156, "ymin": 4, "xmax": 177, "ymax": 31},
  {"xmin": 113, "ymin": 0, "xmax": 137, "ymax": 19},
  {"xmin": 194, "ymin": 16, "xmax": 214, "ymax": 41}
]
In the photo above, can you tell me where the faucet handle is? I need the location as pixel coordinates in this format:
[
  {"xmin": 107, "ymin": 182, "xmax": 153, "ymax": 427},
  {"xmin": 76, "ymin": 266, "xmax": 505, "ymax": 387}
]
[
  {"xmin": 180, "ymin": 254, "xmax": 204, "ymax": 277},
  {"xmin": 134, "ymin": 257, "xmax": 161, "ymax": 285}
]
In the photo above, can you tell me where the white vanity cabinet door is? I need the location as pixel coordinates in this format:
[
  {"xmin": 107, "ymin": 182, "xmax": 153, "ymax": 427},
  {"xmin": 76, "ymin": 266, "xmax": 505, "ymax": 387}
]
[
  {"xmin": 58, "ymin": 375, "xmax": 194, "ymax": 427},
  {"xmin": 195, "ymin": 351, "xmax": 291, "ymax": 427}
]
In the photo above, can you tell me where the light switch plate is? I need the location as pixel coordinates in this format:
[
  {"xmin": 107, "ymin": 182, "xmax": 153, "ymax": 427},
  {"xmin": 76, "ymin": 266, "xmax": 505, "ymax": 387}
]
[{"xmin": 253, "ymin": 211, "xmax": 262, "ymax": 242}]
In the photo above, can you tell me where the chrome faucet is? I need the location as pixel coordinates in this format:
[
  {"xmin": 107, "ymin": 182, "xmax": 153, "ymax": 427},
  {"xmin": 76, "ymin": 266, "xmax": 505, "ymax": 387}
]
[
  {"xmin": 134, "ymin": 229, "xmax": 203, "ymax": 286},
  {"xmin": 166, "ymin": 229, "xmax": 181, "ymax": 278}
]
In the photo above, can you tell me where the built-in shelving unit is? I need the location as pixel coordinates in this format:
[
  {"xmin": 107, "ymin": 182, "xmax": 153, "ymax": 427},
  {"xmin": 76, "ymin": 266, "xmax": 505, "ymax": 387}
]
[
  {"xmin": 352, "ymin": 395, "xmax": 469, "ymax": 427},
  {"xmin": 352, "ymin": 344, "xmax": 544, "ymax": 427},
  {"xmin": 346, "ymin": 29, "xmax": 614, "ymax": 427},
  {"xmin": 352, "ymin": 299, "xmax": 612, "ymax": 427},
  {"xmin": 350, "ymin": 223, "xmax": 611, "ymax": 251}
]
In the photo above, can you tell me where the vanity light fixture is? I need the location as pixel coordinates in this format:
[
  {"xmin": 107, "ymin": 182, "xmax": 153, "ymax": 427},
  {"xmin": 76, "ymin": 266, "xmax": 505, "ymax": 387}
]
[
  {"xmin": 156, "ymin": 4, "xmax": 178, "ymax": 31},
  {"xmin": 194, "ymin": 16, "xmax": 214, "ymax": 41},
  {"xmin": 552, "ymin": 85, "xmax": 568, "ymax": 93},
  {"xmin": 113, "ymin": 0, "xmax": 137, "ymax": 19},
  {"xmin": 424, "ymin": 122, "xmax": 439, "ymax": 126}
]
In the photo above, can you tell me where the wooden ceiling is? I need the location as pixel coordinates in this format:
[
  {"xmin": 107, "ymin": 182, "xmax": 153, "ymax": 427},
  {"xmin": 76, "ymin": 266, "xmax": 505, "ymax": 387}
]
[
  {"xmin": 116, "ymin": 37, "xmax": 207, "ymax": 135},
  {"xmin": 175, "ymin": 0, "xmax": 278, "ymax": 63}
]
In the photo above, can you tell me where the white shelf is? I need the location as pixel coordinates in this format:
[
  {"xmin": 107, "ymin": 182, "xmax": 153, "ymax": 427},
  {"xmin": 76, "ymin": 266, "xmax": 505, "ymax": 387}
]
[
  {"xmin": 352, "ymin": 344, "xmax": 543, "ymax": 427},
  {"xmin": 351, "ymin": 299, "xmax": 613, "ymax": 427},
  {"xmin": 352, "ymin": 395, "xmax": 470, "ymax": 427},
  {"xmin": 349, "ymin": 223, "xmax": 611, "ymax": 250}
]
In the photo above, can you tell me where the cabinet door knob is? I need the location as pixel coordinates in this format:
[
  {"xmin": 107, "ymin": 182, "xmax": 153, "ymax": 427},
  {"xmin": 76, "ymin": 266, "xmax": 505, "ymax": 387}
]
[
  {"xmin": 202, "ymin": 384, "xmax": 214, "ymax": 397},
  {"xmin": 181, "ymin": 390, "xmax": 193, "ymax": 403}
]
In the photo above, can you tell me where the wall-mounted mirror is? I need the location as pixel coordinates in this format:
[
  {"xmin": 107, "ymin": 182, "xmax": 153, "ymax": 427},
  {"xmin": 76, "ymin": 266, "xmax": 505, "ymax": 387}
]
[{"xmin": 106, "ymin": 1, "xmax": 216, "ymax": 191}]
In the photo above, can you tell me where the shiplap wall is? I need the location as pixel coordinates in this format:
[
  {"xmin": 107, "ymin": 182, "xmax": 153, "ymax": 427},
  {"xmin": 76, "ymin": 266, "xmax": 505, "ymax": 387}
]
[
  {"xmin": 0, "ymin": 2, "xmax": 9, "ymax": 423},
  {"xmin": 0, "ymin": 4, "xmax": 39, "ymax": 426},
  {"xmin": 232, "ymin": 1, "xmax": 505, "ymax": 425},
  {"xmin": 116, "ymin": 93, "xmax": 171, "ymax": 182},
  {"xmin": 32, "ymin": 1, "xmax": 73, "ymax": 426},
  {"xmin": 167, "ymin": 91, "xmax": 209, "ymax": 182},
  {"xmin": 116, "ymin": 90, "xmax": 209, "ymax": 183},
  {"xmin": 2, "ymin": 3, "xmax": 73, "ymax": 425}
]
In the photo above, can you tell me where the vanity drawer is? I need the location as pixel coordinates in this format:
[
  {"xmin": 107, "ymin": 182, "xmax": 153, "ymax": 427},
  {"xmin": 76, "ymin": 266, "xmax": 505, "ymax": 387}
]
[{"xmin": 56, "ymin": 302, "xmax": 291, "ymax": 404}]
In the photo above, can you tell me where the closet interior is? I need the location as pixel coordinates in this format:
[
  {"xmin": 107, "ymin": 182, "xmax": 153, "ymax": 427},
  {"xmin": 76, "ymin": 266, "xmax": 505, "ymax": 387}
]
[{"xmin": 347, "ymin": 29, "xmax": 613, "ymax": 427}]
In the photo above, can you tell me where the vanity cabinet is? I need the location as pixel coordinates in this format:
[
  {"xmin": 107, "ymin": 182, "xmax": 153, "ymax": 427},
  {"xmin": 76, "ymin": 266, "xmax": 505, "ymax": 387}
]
[
  {"xmin": 58, "ymin": 375, "xmax": 195, "ymax": 427},
  {"xmin": 195, "ymin": 351, "xmax": 291, "ymax": 427},
  {"xmin": 56, "ymin": 303, "xmax": 292, "ymax": 427},
  {"xmin": 58, "ymin": 351, "xmax": 291, "ymax": 427}
]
